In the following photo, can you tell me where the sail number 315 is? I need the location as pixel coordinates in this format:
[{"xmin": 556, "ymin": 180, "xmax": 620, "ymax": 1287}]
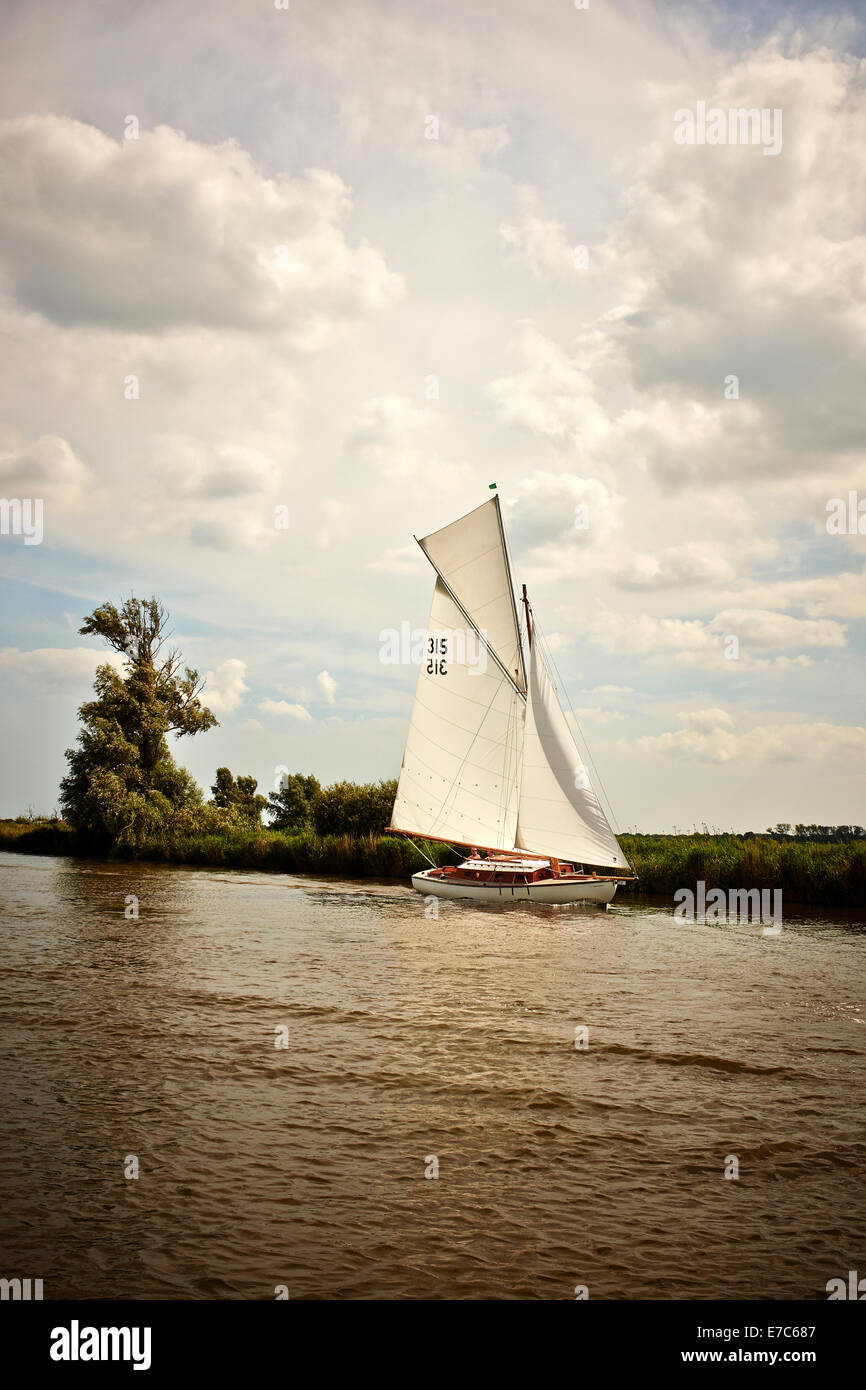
[{"xmin": 427, "ymin": 636, "xmax": 448, "ymax": 675}]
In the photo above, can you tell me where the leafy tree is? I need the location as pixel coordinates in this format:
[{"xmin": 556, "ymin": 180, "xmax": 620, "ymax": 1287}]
[
  {"xmin": 60, "ymin": 597, "xmax": 217, "ymax": 849},
  {"xmin": 312, "ymin": 779, "xmax": 397, "ymax": 837},
  {"xmin": 264, "ymin": 773, "xmax": 396, "ymax": 837},
  {"xmin": 266, "ymin": 773, "xmax": 321, "ymax": 831},
  {"xmin": 211, "ymin": 767, "xmax": 268, "ymax": 825},
  {"xmin": 765, "ymin": 824, "xmax": 865, "ymax": 843}
]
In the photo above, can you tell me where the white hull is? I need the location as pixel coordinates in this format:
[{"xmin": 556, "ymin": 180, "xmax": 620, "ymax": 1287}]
[{"xmin": 411, "ymin": 869, "xmax": 619, "ymax": 905}]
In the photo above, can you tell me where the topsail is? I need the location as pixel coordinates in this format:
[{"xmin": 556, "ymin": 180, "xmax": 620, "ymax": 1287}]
[{"xmin": 417, "ymin": 495, "xmax": 526, "ymax": 693}]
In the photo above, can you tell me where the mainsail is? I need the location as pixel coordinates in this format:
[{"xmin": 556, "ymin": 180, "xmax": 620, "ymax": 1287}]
[
  {"xmin": 515, "ymin": 643, "xmax": 627, "ymax": 870},
  {"xmin": 389, "ymin": 577, "xmax": 525, "ymax": 848},
  {"xmin": 391, "ymin": 494, "xmax": 628, "ymax": 870}
]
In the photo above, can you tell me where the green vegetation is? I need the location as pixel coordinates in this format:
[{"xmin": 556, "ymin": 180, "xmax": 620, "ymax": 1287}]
[
  {"xmin": 619, "ymin": 833, "xmax": 866, "ymax": 908},
  {"xmin": 60, "ymin": 597, "xmax": 218, "ymax": 851},
  {"xmin": 266, "ymin": 774, "xmax": 398, "ymax": 836},
  {"xmin": 308, "ymin": 779, "xmax": 398, "ymax": 836},
  {"xmin": 267, "ymin": 773, "xmax": 321, "ymax": 831},
  {"xmin": 765, "ymin": 822, "xmax": 864, "ymax": 844},
  {"xmin": 211, "ymin": 767, "xmax": 267, "ymax": 825},
  {"xmin": 1, "ymin": 817, "xmax": 863, "ymax": 905},
  {"xmin": 0, "ymin": 816, "xmax": 457, "ymax": 877},
  {"xmin": 0, "ymin": 816, "xmax": 79, "ymax": 857}
]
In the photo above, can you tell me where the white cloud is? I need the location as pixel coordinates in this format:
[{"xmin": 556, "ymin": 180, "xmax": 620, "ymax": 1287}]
[
  {"xmin": 614, "ymin": 542, "xmax": 736, "ymax": 590},
  {"xmin": 500, "ymin": 186, "xmax": 577, "ymax": 280},
  {"xmin": 583, "ymin": 606, "xmax": 848, "ymax": 670},
  {"xmin": 680, "ymin": 708, "xmax": 734, "ymax": 734},
  {"xmin": 541, "ymin": 631, "xmax": 571, "ymax": 653},
  {"xmin": 0, "ymin": 646, "xmax": 123, "ymax": 686},
  {"xmin": 711, "ymin": 609, "xmax": 846, "ymax": 651},
  {"xmin": 723, "ymin": 569, "xmax": 866, "ymax": 622},
  {"xmin": 637, "ymin": 712, "xmax": 866, "ymax": 765},
  {"xmin": 345, "ymin": 394, "xmax": 460, "ymax": 483},
  {"xmin": 150, "ymin": 437, "xmax": 279, "ymax": 500},
  {"xmin": 484, "ymin": 42, "xmax": 866, "ymax": 502},
  {"xmin": 489, "ymin": 329, "xmax": 613, "ymax": 459},
  {"xmin": 588, "ymin": 610, "xmax": 715, "ymax": 658},
  {"xmin": 0, "ymin": 117, "xmax": 403, "ymax": 343},
  {"xmin": 0, "ymin": 431, "xmax": 90, "ymax": 503},
  {"xmin": 317, "ymin": 670, "xmax": 337, "ymax": 704},
  {"xmin": 569, "ymin": 706, "xmax": 626, "ymax": 725},
  {"xmin": 369, "ymin": 543, "xmax": 419, "ymax": 574},
  {"xmin": 258, "ymin": 698, "xmax": 313, "ymax": 721},
  {"xmin": 756, "ymin": 654, "xmax": 814, "ymax": 670},
  {"xmin": 503, "ymin": 470, "xmax": 623, "ymax": 581},
  {"xmin": 204, "ymin": 658, "xmax": 249, "ymax": 714},
  {"xmin": 595, "ymin": 42, "xmax": 866, "ymax": 486}
]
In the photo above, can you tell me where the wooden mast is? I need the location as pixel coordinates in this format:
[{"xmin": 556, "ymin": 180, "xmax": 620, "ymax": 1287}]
[
  {"xmin": 523, "ymin": 581, "xmax": 563, "ymax": 875},
  {"xmin": 521, "ymin": 583, "xmax": 532, "ymax": 650}
]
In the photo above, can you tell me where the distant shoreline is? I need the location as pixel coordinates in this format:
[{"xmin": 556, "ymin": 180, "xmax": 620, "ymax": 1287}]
[{"xmin": 1, "ymin": 818, "xmax": 863, "ymax": 908}]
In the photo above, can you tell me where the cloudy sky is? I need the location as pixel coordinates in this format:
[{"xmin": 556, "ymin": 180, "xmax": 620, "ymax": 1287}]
[{"xmin": 0, "ymin": 0, "xmax": 864, "ymax": 832}]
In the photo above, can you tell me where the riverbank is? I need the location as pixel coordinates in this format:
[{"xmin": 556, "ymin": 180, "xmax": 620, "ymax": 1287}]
[
  {"xmin": 0, "ymin": 818, "xmax": 458, "ymax": 877},
  {"xmin": 621, "ymin": 832, "xmax": 865, "ymax": 907},
  {"xmin": 2, "ymin": 819, "xmax": 863, "ymax": 906}
]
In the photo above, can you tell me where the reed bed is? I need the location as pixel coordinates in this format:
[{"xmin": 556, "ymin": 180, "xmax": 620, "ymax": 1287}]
[
  {"xmin": 2, "ymin": 820, "xmax": 863, "ymax": 906},
  {"xmin": 0, "ymin": 819, "xmax": 456, "ymax": 877},
  {"xmin": 620, "ymin": 833, "xmax": 866, "ymax": 908}
]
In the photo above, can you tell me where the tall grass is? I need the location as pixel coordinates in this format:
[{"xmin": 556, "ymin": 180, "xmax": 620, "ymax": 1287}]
[
  {"xmin": 0, "ymin": 818, "xmax": 80, "ymax": 855},
  {"xmin": 135, "ymin": 827, "xmax": 459, "ymax": 875},
  {"xmin": 2, "ymin": 820, "xmax": 863, "ymax": 906},
  {"xmin": 0, "ymin": 818, "xmax": 457, "ymax": 877},
  {"xmin": 620, "ymin": 833, "xmax": 866, "ymax": 908}
]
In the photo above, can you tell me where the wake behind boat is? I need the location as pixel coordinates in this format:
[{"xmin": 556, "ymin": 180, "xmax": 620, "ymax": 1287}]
[{"xmin": 388, "ymin": 492, "xmax": 635, "ymax": 905}]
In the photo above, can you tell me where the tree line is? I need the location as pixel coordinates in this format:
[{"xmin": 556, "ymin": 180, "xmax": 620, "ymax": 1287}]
[
  {"xmin": 764, "ymin": 824, "xmax": 865, "ymax": 843},
  {"xmin": 212, "ymin": 768, "xmax": 396, "ymax": 837}
]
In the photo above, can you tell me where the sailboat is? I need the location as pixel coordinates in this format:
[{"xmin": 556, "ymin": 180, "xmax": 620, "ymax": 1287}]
[{"xmin": 388, "ymin": 492, "xmax": 635, "ymax": 905}]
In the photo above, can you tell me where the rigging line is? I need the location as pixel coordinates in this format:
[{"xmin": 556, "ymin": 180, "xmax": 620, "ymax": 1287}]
[
  {"xmin": 493, "ymin": 492, "xmax": 527, "ymax": 690},
  {"xmin": 409, "ymin": 690, "xmax": 521, "ymax": 758},
  {"xmin": 421, "ymin": 671, "xmax": 516, "ymax": 841},
  {"xmin": 432, "ymin": 687, "xmax": 516, "ymax": 844},
  {"xmin": 410, "ymin": 676, "xmax": 518, "ymax": 715},
  {"xmin": 398, "ymin": 748, "xmax": 520, "ymax": 814},
  {"xmin": 496, "ymin": 660, "xmax": 520, "ymax": 840},
  {"xmin": 531, "ymin": 611, "xmax": 625, "ymax": 840},
  {"xmin": 403, "ymin": 718, "xmax": 522, "ymax": 842},
  {"xmin": 408, "ymin": 721, "xmax": 521, "ymax": 772},
  {"xmin": 404, "ymin": 717, "xmax": 525, "ymax": 812},
  {"xmin": 407, "ymin": 837, "xmax": 438, "ymax": 869},
  {"xmin": 396, "ymin": 788, "xmax": 511, "ymax": 843}
]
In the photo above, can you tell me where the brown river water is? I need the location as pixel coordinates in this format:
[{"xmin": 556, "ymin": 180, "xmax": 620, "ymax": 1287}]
[{"xmin": 0, "ymin": 850, "xmax": 864, "ymax": 1301}]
